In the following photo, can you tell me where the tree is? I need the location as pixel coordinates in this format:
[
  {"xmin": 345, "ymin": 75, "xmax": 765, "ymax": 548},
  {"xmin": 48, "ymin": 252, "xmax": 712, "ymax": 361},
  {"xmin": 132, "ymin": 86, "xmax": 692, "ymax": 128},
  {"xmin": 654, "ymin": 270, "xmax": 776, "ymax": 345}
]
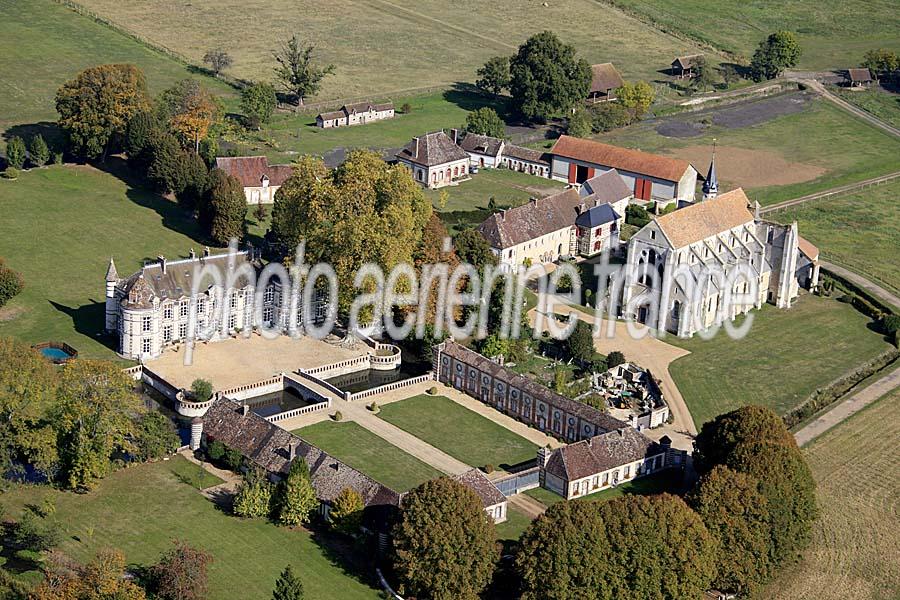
[
  {"xmin": 206, "ymin": 168, "xmax": 247, "ymax": 245},
  {"xmin": 241, "ymin": 82, "xmax": 278, "ymax": 129},
  {"xmin": 31, "ymin": 548, "xmax": 147, "ymax": 600},
  {"xmin": 191, "ymin": 379, "xmax": 212, "ymax": 403},
  {"xmin": 5, "ymin": 136, "xmax": 26, "ymax": 170},
  {"xmin": 270, "ymin": 151, "xmax": 431, "ymax": 313},
  {"xmin": 625, "ymin": 204, "xmax": 650, "ymax": 227},
  {"xmin": 273, "ymin": 35, "xmax": 335, "ymax": 106},
  {"xmin": 478, "ymin": 333, "xmax": 510, "ymax": 359},
  {"xmin": 167, "ymin": 82, "xmax": 220, "ymax": 153},
  {"xmin": 177, "ymin": 151, "xmax": 209, "ymax": 212},
  {"xmin": 690, "ymin": 55, "xmax": 717, "ymax": 92},
  {"xmin": 203, "ymin": 49, "xmax": 233, "ymax": 77},
  {"xmin": 234, "ymin": 468, "xmax": 274, "ymax": 518},
  {"xmin": 617, "ymin": 81, "xmax": 655, "ymax": 120},
  {"xmin": 53, "ymin": 360, "xmax": 144, "ymax": 490},
  {"xmin": 726, "ymin": 441, "xmax": 818, "ymax": 568},
  {"xmin": 589, "ymin": 101, "xmax": 630, "ymax": 133},
  {"xmin": 137, "ymin": 411, "xmax": 180, "ymax": 461},
  {"xmin": 509, "ymin": 31, "xmax": 592, "ymax": 121},
  {"xmin": 750, "ymin": 31, "xmax": 802, "ymax": 81},
  {"xmin": 206, "ymin": 440, "xmax": 226, "ymax": 462},
  {"xmin": 125, "ymin": 109, "xmax": 160, "ymax": 167},
  {"xmin": 454, "ymin": 228, "xmax": 497, "ymax": 271},
  {"xmin": 147, "ymin": 132, "xmax": 190, "ymax": 195},
  {"xmin": 599, "ymin": 494, "xmax": 717, "ymax": 599},
  {"xmin": 464, "ymin": 107, "xmax": 505, "ymax": 138},
  {"xmin": 393, "ymin": 477, "xmax": 497, "ymax": 600},
  {"xmin": 517, "ymin": 501, "xmax": 613, "ymax": 600},
  {"xmin": 0, "ymin": 258, "xmax": 24, "ymax": 308},
  {"xmin": 688, "ymin": 465, "xmax": 774, "ymax": 596},
  {"xmin": 329, "ymin": 487, "xmax": 364, "ymax": 536},
  {"xmin": 693, "ymin": 404, "xmax": 797, "ymax": 473},
  {"xmin": 720, "ymin": 64, "xmax": 742, "ymax": 86},
  {"xmin": 14, "ymin": 505, "xmax": 62, "ymax": 552},
  {"xmin": 567, "ymin": 319, "xmax": 594, "ymax": 363},
  {"xmin": 272, "ymin": 564, "xmax": 304, "ymax": 600},
  {"xmin": 55, "ymin": 64, "xmax": 150, "ymax": 159},
  {"xmin": 224, "ymin": 446, "xmax": 243, "ymax": 471},
  {"xmin": 274, "ymin": 458, "xmax": 318, "ymax": 526},
  {"xmin": 862, "ymin": 48, "xmax": 899, "ymax": 78},
  {"xmin": 29, "ymin": 134, "xmax": 50, "ymax": 167},
  {"xmin": 606, "ymin": 350, "xmax": 625, "ymax": 368},
  {"xmin": 151, "ymin": 540, "xmax": 212, "ymax": 600},
  {"xmin": 475, "ymin": 55, "xmax": 511, "ymax": 95},
  {"xmin": 567, "ymin": 106, "xmax": 592, "ymax": 138}
]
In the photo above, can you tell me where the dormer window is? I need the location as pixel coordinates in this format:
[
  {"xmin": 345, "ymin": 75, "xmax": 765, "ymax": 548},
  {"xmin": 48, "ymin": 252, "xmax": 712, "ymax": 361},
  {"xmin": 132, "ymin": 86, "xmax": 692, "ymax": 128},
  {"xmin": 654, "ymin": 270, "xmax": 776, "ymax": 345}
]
[{"xmin": 649, "ymin": 230, "xmax": 656, "ymax": 240}]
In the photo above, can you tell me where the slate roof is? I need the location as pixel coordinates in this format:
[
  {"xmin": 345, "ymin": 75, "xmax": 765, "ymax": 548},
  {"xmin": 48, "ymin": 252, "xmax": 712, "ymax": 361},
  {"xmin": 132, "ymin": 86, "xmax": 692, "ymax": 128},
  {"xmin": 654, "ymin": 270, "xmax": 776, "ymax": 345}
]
[
  {"xmin": 214, "ymin": 156, "xmax": 293, "ymax": 188},
  {"xmin": 453, "ymin": 469, "xmax": 506, "ymax": 508},
  {"xmin": 581, "ymin": 169, "xmax": 632, "ymax": 205},
  {"xmin": 121, "ymin": 251, "xmax": 256, "ymax": 305},
  {"xmin": 544, "ymin": 427, "xmax": 660, "ymax": 481},
  {"xmin": 503, "ymin": 144, "xmax": 549, "ymax": 165},
  {"xmin": 653, "ymin": 188, "xmax": 754, "ymax": 249},
  {"xmin": 672, "ymin": 54, "xmax": 703, "ymax": 70},
  {"xmin": 590, "ymin": 63, "xmax": 625, "ymax": 93},
  {"xmin": 439, "ymin": 341, "xmax": 627, "ymax": 432},
  {"xmin": 203, "ymin": 398, "xmax": 401, "ymax": 508},
  {"xmin": 460, "ymin": 133, "xmax": 504, "ymax": 158},
  {"xmin": 550, "ymin": 136, "xmax": 693, "ymax": 183},
  {"xmin": 396, "ymin": 131, "xmax": 469, "ymax": 167},
  {"xmin": 848, "ymin": 68, "xmax": 873, "ymax": 82},
  {"xmin": 575, "ymin": 203, "xmax": 620, "ymax": 228},
  {"xmin": 105, "ymin": 257, "xmax": 119, "ymax": 282},
  {"xmin": 478, "ymin": 188, "xmax": 582, "ymax": 249}
]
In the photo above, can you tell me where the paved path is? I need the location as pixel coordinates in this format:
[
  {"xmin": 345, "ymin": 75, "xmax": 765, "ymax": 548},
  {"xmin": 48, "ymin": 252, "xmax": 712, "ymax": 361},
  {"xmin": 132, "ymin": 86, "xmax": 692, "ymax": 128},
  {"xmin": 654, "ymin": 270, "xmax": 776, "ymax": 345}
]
[
  {"xmin": 794, "ymin": 366, "xmax": 900, "ymax": 446},
  {"xmin": 508, "ymin": 493, "xmax": 547, "ymax": 518},
  {"xmin": 802, "ymin": 78, "xmax": 900, "ymax": 138},
  {"xmin": 819, "ymin": 261, "xmax": 900, "ymax": 311}
]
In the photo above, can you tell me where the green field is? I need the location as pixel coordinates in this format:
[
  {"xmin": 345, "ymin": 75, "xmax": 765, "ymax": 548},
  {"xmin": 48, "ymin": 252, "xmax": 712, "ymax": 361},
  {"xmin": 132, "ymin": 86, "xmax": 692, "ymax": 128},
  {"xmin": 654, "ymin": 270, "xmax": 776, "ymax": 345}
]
[
  {"xmin": 773, "ymin": 179, "xmax": 900, "ymax": 295},
  {"xmin": 495, "ymin": 506, "xmax": 534, "ymax": 542},
  {"xmin": 668, "ymin": 294, "xmax": 892, "ymax": 429},
  {"xmin": 167, "ymin": 454, "xmax": 226, "ymax": 490},
  {"xmin": 0, "ymin": 0, "xmax": 234, "ymax": 136},
  {"xmin": 71, "ymin": 0, "xmax": 721, "ymax": 103},
  {"xmin": 765, "ymin": 391, "xmax": 900, "ymax": 600},
  {"xmin": 600, "ymin": 97, "xmax": 900, "ymax": 205},
  {"xmin": 0, "ymin": 456, "xmax": 381, "ymax": 599},
  {"xmin": 377, "ymin": 395, "xmax": 538, "ymax": 469},
  {"xmin": 606, "ymin": 0, "xmax": 900, "ymax": 69},
  {"xmin": 294, "ymin": 421, "xmax": 441, "ymax": 492},
  {"xmin": 0, "ymin": 165, "xmax": 216, "ymax": 360},
  {"xmin": 834, "ymin": 87, "xmax": 900, "ymax": 129},
  {"xmin": 427, "ymin": 167, "xmax": 565, "ymax": 214}
]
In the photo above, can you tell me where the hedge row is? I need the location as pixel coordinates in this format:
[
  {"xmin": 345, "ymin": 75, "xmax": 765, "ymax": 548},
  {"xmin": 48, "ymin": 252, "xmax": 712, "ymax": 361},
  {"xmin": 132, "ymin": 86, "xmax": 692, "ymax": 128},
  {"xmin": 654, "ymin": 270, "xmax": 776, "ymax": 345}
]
[{"xmin": 783, "ymin": 348, "xmax": 900, "ymax": 429}]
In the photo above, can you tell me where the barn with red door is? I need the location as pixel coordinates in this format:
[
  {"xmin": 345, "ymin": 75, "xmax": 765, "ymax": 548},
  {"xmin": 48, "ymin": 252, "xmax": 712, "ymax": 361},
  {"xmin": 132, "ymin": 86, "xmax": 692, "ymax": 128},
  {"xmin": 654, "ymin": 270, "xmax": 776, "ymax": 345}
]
[{"xmin": 548, "ymin": 135, "xmax": 699, "ymax": 208}]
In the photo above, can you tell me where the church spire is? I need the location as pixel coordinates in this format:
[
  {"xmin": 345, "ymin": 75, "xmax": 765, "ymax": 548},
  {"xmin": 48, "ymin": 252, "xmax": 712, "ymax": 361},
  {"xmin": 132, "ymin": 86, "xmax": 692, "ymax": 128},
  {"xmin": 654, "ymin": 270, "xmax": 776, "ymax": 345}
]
[{"xmin": 702, "ymin": 139, "xmax": 718, "ymax": 200}]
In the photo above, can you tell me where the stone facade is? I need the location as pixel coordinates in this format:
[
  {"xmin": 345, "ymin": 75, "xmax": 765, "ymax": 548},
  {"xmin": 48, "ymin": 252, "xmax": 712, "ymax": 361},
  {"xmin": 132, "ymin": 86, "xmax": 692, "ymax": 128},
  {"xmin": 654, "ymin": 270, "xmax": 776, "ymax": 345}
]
[
  {"xmin": 316, "ymin": 101, "xmax": 394, "ymax": 128},
  {"xmin": 396, "ymin": 130, "xmax": 470, "ymax": 189}
]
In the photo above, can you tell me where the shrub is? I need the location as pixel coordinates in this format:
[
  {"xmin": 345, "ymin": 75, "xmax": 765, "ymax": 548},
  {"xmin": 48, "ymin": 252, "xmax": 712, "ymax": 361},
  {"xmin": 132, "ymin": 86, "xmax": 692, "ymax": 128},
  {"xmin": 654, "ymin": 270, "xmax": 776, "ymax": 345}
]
[
  {"xmin": 29, "ymin": 135, "xmax": 50, "ymax": 167},
  {"xmin": 2, "ymin": 167, "xmax": 19, "ymax": 180},
  {"xmin": 14, "ymin": 508, "xmax": 62, "ymax": 552},
  {"xmin": 0, "ymin": 259, "xmax": 25, "ymax": 307},
  {"xmin": 625, "ymin": 204, "xmax": 650, "ymax": 228},
  {"xmin": 333, "ymin": 410, "xmax": 343, "ymax": 422},
  {"xmin": 206, "ymin": 440, "xmax": 225, "ymax": 462},
  {"xmin": 606, "ymin": 351, "xmax": 626, "ymax": 368},
  {"xmin": 52, "ymin": 152, "xmax": 64, "ymax": 165},
  {"xmin": 5, "ymin": 136, "xmax": 26, "ymax": 170},
  {"xmin": 224, "ymin": 446, "xmax": 243, "ymax": 471},
  {"xmin": 368, "ymin": 401, "xmax": 379, "ymax": 412},
  {"xmin": 190, "ymin": 378, "xmax": 213, "ymax": 402},
  {"xmin": 427, "ymin": 386, "xmax": 438, "ymax": 395},
  {"xmin": 484, "ymin": 464, "xmax": 494, "ymax": 474},
  {"xmin": 400, "ymin": 102, "xmax": 412, "ymax": 114},
  {"xmin": 882, "ymin": 314, "xmax": 900, "ymax": 334},
  {"xmin": 234, "ymin": 469, "xmax": 273, "ymax": 518}
]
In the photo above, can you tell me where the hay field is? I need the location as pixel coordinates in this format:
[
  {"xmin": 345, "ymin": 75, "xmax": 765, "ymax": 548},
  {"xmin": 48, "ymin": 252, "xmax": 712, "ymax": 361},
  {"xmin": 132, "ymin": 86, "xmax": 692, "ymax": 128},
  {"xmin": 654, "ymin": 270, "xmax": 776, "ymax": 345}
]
[
  {"xmin": 765, "ymin": 391, "xmax": 900, "ymax": 600},
  {"xmin": 70, "ymin": 0, "xmax": 721, "ymax": 101}
]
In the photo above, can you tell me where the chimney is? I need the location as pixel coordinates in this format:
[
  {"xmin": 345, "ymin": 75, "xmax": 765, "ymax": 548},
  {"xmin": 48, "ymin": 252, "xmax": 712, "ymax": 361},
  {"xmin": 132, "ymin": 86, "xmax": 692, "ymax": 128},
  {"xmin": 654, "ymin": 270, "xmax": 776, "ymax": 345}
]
[
  {"xmin": 241, "ymin": 403, "xmax": 250, "ymax": 416},
  {"xmin": 288, "ymin": 441, "xmax": 298, "ymax": 461},
  {"xmin": 450, "ymin": 128, "xmax": 459, "ymax": 144},
  {"xmin": 413, "ymin": 137, "xmax": 419, "ymax": 158},
  {"xmin": 537, "ymin": 445, "xmax": 552, "ymax": 468},
  {"xmin": 189, "ymin": 248, "xmax": 196, "ymax": 260},
  {"xmin": 157, "ymin": 255, "xmax": 167, "ymax": 274}
]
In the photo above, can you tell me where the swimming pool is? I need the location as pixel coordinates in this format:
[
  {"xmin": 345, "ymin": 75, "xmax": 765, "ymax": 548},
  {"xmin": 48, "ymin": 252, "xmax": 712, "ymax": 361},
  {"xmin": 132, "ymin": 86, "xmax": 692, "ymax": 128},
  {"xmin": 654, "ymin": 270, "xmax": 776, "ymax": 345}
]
[{"xmin": 32, "ymin": 342, "xmax": 78, "ymax": 364}]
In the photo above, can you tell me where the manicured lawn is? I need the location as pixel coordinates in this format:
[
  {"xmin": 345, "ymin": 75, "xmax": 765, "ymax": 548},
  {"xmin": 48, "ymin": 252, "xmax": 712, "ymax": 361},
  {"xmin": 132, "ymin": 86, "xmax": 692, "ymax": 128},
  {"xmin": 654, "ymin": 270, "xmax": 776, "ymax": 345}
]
[
  {"xmin": 166, "ymin": 455, "xmax": 225, "ymax": 490},
  {"xmin": 71, "ymin": 0, "xmax": 720, "ymax": 102},
  {"xmin": 601, "ymin": 98, "xmax": 900, "ymax": 205},
  {"xmin": 667, "ymin": 294, "xmax": 892, "ymax": 429},
  {"xmin": 524, "ymin": 485, "xmax": 566, "ymax": 508},
  {"xmin": 0, "ymin": 0, "xmax": 234, "ymax": 136},
  {"xmin": 607, "ymin": 0, "xmax": 900, "ymax": 70},
  {"xmin": 294, "ymin": 421, "xmax": 441, "ymax": 492},
  {"xmin": 0, "ymin": 456, "xmax": 382, "ymax": 599},
  {"xmin": 377, "ymin": 395, "xmax": 538, "ymax": 469},
  {"xmin": 495, "ymin": 505, "xmax": 534, "ymax": 542},
  {"xmin": 427, "ymin": 167, "xmax": 566, "ymax": 213},
  {"xmin": 773, "ymin": 179, "xmax": 900, "ymax": 296},
  {"xmin": 0, "ymin": 165, "xmax": 216, "ymax": 360},
  {"xmin": 764, "ymin": 390, "xmax": 900, "ymax": 600}
]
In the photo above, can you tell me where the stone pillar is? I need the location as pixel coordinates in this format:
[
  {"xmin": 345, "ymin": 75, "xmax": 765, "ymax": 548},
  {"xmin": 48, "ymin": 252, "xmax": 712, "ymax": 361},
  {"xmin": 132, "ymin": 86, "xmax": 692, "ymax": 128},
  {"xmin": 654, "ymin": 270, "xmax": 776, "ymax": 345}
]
[{"xmin": 189, "ymin": 418, "xmax": 203, "ymax": 451}]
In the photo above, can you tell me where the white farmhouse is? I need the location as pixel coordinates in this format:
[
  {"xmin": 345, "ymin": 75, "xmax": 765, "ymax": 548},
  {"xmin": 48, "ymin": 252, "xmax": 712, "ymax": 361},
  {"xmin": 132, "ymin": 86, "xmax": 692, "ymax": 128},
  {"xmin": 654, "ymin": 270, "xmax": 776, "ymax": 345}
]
[
  {"xmin": 214, "ymin": 156, "xmax": 293, "ymax": 205},
  {"xmin": 396, "ymin": 131, "xmax": 470, "ymax": 189}
]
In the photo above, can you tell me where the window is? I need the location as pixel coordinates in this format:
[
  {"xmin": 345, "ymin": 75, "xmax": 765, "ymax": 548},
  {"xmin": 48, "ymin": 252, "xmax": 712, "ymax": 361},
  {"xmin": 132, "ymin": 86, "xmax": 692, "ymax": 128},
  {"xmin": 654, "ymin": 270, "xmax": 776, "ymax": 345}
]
[
  {"xmin": 649, "ymin": 230, "xmax": 656, "ymax": 240},
  {"xmin": 624, "ymin": 465, "xmax": 631, "ymax": 479},
  {"xmin": 264, "ymin": 288, "xmax": 274, "ymax": 304},
  {"xmin": 180, "ymin": 302, "xmax": 188, "ymax": 317},
  {"xmin": 230, "ymin": 293, "xmax": 238, "ymax": 309},
  {"xmin": 228, "ymin": 314, "xmax": 237, "ymax": 331},
  {"xmin": 602, "ymin": 472, "xmax": 609, "ymax": 486},
  {"xmin": 142, "ymin": 338, "xmax": 152, "ymax": 354},
  {"xmin": 263, "ymin": 306, "xmax": 274, "ymax": 324},
  {"xmin": 197, "ymin": 298, "xmax": 206, "ymax": 314},
  {"xmin": 163, "ymin": 326, "xmax": 172, "ymax": 343},
  {"xmin": 142, "ymin": 316, "xmax": 152, "ymax": 332},
  {"xmin": 163, "ymin": 305, "xmax": 173, "ymax": 320},
  {"xmin": 179, "ymin": 323, "xmax": 187, "ymax": 339}
]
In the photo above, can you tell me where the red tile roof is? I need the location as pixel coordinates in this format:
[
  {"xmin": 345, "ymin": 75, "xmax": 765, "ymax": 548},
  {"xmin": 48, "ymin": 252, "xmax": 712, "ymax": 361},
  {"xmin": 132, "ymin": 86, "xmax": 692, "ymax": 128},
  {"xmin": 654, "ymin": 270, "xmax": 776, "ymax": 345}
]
[
  {"xmin": 550, "ymin": 135, "xmax": 694, "ymax": 183},
  {"xmin": 215, "ymin": 156, "xmax": 293, "ymax": 188}
]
